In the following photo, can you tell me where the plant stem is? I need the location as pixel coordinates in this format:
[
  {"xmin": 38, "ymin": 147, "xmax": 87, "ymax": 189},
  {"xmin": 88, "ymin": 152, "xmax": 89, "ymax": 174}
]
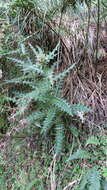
[{"xmin": 95, "ymin": 0, "xmax": 100, "ymax": 71}]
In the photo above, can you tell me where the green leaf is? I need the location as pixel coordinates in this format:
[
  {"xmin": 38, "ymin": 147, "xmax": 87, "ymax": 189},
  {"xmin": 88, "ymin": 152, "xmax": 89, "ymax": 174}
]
[
  {"xmin": 41, "ymin": 108, "xmax": 56, "ymax": 134},
  {"xmin": 26, "ymin": 111, "xmax": 45, "ymax": 122},
  {"xmin": 102, "ymin": 180, "xmax": 107, "ymax": 190},
  {"xmin": 86, "ymin": 136, "xmax": 100, "ymax": 146},
  {"xmin": 69, "ymin": 125, "xmax": 79, "ymax": 137},
  {"xmin": 55, "ymin": 122, "xmax": 64, "ymax": 154},
  {"xmin": 67, "ymin": 149, "xmax": 90, "ymax": 161},
  {"xmin": 51, "ymin": 97, "xmax": 74, "ymax": 116},
  {"xmin": 88, "ymin": 168, "xmax": 101, "ymax": 190},
  {"xmin": 102, "ymin": 167, "xmax": 107, "ymax": 178},
  {"xmin": 78, "ymin": 168, "xmax": 101, "ymax": 190},
  {"xmin": 79, "ymin": 174, "xmax": 88, "ymax": 190},
  {"xmin": 51, "ymin": 97, "xmax": 90, "ymax": 116},
  {"xmin": 26, "ymin": 179, "xmax": 41, "ymax": 190},
  {"xmin": 46, "ymin": 42, "xmax": 59, "ymax": 63},
  {"xmin": 72, "ymin": 104, "xmax": 91, "ymax": 113},
  {"xmin": 54, "ymin": 63, "xmax": 76, "ymax": 81},
  {"xmin": 20, "ymin": 43, "xmax": 26, "ymax": 55}
]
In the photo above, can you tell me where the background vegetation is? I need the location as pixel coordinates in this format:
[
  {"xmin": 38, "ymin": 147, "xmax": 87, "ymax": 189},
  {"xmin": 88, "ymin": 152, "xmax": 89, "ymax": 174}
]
[{"xmin": 0, "ymin": 0, "xmax": 107, "ymax": 189}]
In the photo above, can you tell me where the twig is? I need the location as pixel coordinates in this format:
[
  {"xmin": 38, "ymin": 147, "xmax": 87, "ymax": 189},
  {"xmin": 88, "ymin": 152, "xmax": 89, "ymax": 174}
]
[{"xmin": 63, "ymin": 180, "xmax": 79, "ymax": 190}]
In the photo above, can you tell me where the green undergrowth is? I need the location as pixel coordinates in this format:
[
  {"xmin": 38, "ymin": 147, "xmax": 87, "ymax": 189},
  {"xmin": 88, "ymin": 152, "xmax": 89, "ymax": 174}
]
[
  {"xmin": 0, "ymin": 131, "xmax": 107, "ymax": 190},
  {"xmin": 1, "ymin": 0, "xmax": 107, "ymax": 190}
]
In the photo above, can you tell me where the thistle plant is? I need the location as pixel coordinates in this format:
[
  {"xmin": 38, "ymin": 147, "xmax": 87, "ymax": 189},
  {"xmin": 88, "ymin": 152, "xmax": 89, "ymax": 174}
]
[{"xmin": 7, "ymin": 42, "xmax": 90, "ymax": 154}]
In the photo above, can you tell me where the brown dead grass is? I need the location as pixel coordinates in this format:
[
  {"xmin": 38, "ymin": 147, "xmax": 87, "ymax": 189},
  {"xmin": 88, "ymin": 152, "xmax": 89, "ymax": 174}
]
[{"xmin": 52, "ymin": 14, "xmax": 107, "ymax": 126}]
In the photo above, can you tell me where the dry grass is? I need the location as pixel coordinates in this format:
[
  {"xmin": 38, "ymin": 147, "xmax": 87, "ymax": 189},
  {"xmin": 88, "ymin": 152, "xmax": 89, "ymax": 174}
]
[{"xmin": 51, "ymin": 12, "xmax": 107, "ymax": 126}]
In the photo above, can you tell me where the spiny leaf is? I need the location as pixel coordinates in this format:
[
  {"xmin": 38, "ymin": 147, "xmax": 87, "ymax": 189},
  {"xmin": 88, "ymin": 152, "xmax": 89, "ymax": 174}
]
[
  {"xmin": 8, "ymin": 57, "xmax": 25, "ymax": 65},
  {"xmin": 16, "ymin": 89, "xmax": 40, "ymax": 102},
  {"xmin": 88, "ymin": 168, "xmax": 101, "ymax": 190},
  {"xmin": 55, "ymin": 122, "xmax": 64, "ymax": 154},
  {"xmin": 51, "ymin": 97, "xmax": 90, "ymax": 116},
  {"xmin": 51, "ymin": 97, "xmax": 74, "ymax": 116},
  {"xmin": 67, "ymin": 149, "xmax": 90, "ymax": 161},
  {"xmin": 72, "ymin": 103, "xmax": 91, "ymax": 113},
  {"xmin": 46, "ymin": 42, "xmax": 60, "ymax": 63},
  {"xmin": 29, "ymin": 43, "xmax": 38, "ymax": 56},
  {"xmin": 26, "ymin": 111, "xmax": 45, "ymax": 122},
  {"xmin": 20, "ymin": 43, "xmax": 26, "ymax": 55},
  {"xmin": 41, "ymin": 108, "xmax": 56, "ymax": 134},
  {"xmin": 37, "ymin": 79, "xmax": 52, "ymax": 94},
  {"xmin": 54, "ymin": 63, "xmax": 76, "ymax": 81},
  {"xmin": 86, "ymin": 136, "xmax": 100, "ymax": 146}
]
